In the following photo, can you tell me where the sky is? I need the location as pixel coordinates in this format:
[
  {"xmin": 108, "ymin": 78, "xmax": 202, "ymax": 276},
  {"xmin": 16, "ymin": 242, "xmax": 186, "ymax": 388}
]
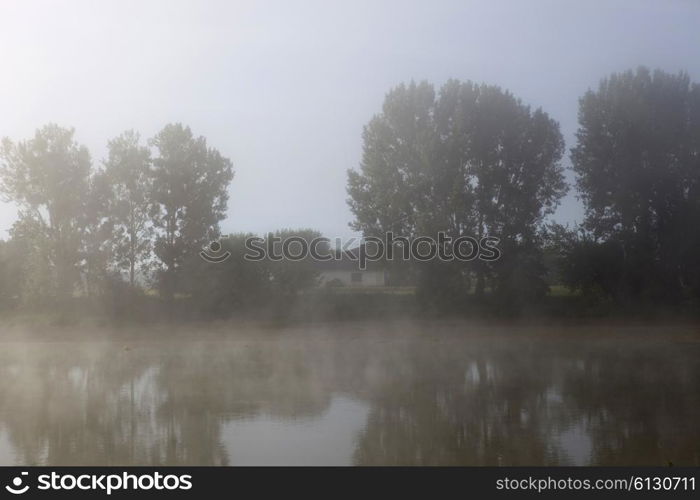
[{"xmin": 0, "ymin": 0, "xmax": 699, "ymax": 240}]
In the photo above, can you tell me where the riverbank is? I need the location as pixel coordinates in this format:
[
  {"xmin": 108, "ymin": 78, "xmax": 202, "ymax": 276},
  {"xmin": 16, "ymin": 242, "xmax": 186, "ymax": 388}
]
[
  {"xmin": 0, "ymin": 312, "xmax": 699, "ymax": 343},
  {"xmin": 1, "ymin": 288, "xmax": 699, "ymax": 332}
]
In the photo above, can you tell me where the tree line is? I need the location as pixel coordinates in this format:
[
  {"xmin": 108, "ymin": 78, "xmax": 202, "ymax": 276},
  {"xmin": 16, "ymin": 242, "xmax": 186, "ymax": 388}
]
[
  {"xmin": 0, "ymin": 120, "xmax": 328, "ymax": 318},
  {"xmin": 1, "ymin": 66, "xmax": 699, "ymax": 319},
  {"xmin": 0, "ymin": 123, "xmax": 233, "ymax": 310},
  {"xmin": 348, "ymin": 67, "xmax": 700, "ymax": 310}
]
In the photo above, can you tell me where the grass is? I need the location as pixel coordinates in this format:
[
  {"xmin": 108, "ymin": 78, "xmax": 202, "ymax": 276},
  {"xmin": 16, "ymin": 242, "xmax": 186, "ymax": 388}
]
[
  {"xmin": 325, "ymin": 285, "xmax": 417, "ymax": 295},
  {"xmin": 547, "ymin": 284, "xmax": 581, "ymax": 297}
]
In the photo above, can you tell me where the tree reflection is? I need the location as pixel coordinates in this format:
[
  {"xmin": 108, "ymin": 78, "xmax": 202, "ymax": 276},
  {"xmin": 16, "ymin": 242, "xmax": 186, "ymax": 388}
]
[{"xmin": 0, "ymin": 328, "xmax": 697, "ymax": 465}]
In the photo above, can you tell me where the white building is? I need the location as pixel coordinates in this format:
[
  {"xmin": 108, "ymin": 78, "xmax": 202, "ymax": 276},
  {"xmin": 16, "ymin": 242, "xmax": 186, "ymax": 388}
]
[{"xmin": 316, "ymin": 247, "xmax": 387, "ymax": 287}]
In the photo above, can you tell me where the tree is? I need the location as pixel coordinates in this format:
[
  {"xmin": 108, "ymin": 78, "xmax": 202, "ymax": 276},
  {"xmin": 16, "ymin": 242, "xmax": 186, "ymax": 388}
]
[
  {"xmin": 149, "ymin": 124, "xmax": 234, "ymax": 300},
  {"xmin": 103, "ymin": 131, "xmax": 153, "ymax": 288},
  {"xmin": 436, "ymin": 81, "xmax": 566, "ymax": 303},
  {"xmin": 182, "ymin": 233, "xmax": 271, "ymax": 317},
  {"xmin": 572, "ymin": 67, "xmax": 700, "ymax": 301},
  {"xmin": 546, "ymin": 223, "xmax": 624, "ymax": 300},
  {"xmin": 80, "ymin": 168, "xmax": 114, "ymax": 298},
  {"xmin": 0, "ymin": 238, "xmax": 25, "ymax": 307},
  {"xmin": 266, "ymin": 228, "xmax": 329, "ymax": 296},
  {"xmin": 347, "ymin": 82, "xmax": 436, "ymax": 240},
  {"xmin": 347, "ymin": 80, "xmax": 566, "ymax": 307},
  {"xmin": 0, "ymin": 124, "xmax": 91, "ymax": 302}
]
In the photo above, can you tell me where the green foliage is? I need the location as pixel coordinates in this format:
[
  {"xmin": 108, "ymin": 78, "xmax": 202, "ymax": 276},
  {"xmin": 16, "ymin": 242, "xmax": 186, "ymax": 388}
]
[
  {"xmin": 0, "ymin": 123, "xmax": 236, "ymax": 310},
  {"xmin": 0, "ymin": 238, "xmax": 25, "ymax": 307},
  {"xmin": 266, "ymin": 228, "xmax": 328, "ymax": 296},
  {"xmin": 0, "ymin": 124, "xmax": 91, "ymax": 301},
  {"xmin": 80, "ymin": 167, "xmax": 115, "ymax": 298},
  {"xmin": 546, "ymin": 224, "xmax": 624, "ymax": 300},
  {"xmin": 182, "ymin": 228, "xmax": 330, "ymax": 317},
  {"xmin": 103, "ymin": 130, "xmax": 153, "ymax": 288},
  {"xmin": 149, "ymin": 123, "xmax": 234, "ymax": 300},
  {"xmin": 347, "ymin": 80, "xmax": 566, "ymax": 309},
  {"xmin": 2, "ymin": 67, "xmax": 699, "ymax": 320},
  {"xmin": 182, "ymin": 233, "xmax": 270, "ymax": 317},
  {"xmin": 572, "ymin": 67, "xmax": 700, "ymax": 301}
]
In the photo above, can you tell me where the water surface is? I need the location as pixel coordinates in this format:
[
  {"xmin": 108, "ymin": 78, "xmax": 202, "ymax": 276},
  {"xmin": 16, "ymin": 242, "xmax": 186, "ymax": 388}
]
[{"xmin": 0, "ymin": 322, "xmax": 698, "ymax": 465}]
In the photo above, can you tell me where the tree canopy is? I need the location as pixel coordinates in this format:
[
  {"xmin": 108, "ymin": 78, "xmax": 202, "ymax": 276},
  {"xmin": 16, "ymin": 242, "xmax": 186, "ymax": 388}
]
[
  {"xmin": 347, "ymin": 80, "xmax": 566, "ymax": 307},
  {"xmin": 571, "ymin": 67, "xmax": 700, "ymax": 300}
]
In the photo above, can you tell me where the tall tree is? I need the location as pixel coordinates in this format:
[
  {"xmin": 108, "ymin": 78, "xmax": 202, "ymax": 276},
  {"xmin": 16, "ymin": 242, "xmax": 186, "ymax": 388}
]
[
  {"xmin": 104, "ymin": 131, "xmax": 153, "ymax": 288},
  {"xmin": 436, "ymin": 81, "xmax": 566, "ymax": 301},
  {"xmin": 348, "ymin": 82, "xmax": 436, "ymax": 240},
  {"xmin": 0, "ymin": 124, "xmax": 91, "ymax": 301},
  {"xmin": 80, "ymin": 168, "xmax": 114, "ymax": 298},
  {"xmin": 149, "ymin": 124, "xmax": 234, "ymax": 300},
  {"xmin": 572, "ymin": 67, "xmax": 700, "ymax": 300},
  {"xmin": 347, "ymin": 81, "xmax": 566, "ymax": 307}
]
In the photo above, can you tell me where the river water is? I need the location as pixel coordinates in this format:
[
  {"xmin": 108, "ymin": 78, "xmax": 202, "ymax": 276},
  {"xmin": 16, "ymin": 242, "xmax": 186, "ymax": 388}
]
[{"xmin": 0, "ymin": 321, "xmax": 697, "ymax": 465}]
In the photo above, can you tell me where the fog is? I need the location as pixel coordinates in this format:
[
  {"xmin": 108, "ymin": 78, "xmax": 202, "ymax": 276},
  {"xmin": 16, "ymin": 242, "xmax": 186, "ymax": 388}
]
[
  {"xmin": 1, "ymin": 1, "xmax": 700, "ymax": 470},
  {"xmin": 2, "ymin": 0, "xmax": 699, "ymax": 238},
  {"xmin": 1, "ymin": 322, "xmax": 698, "ymax": 465}
]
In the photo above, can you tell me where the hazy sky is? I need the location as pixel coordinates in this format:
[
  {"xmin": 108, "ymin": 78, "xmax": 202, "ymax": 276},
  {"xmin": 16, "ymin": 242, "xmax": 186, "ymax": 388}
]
[{"xmin": 1, "ymin": 0, "xmax": 699, "ymax": 240}]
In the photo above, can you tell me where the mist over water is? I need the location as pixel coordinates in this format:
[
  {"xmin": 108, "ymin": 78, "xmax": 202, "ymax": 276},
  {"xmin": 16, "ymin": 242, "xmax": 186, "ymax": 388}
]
[{"xmin": 0, "ymin": 322, "xmax": 697, "ymax": 466}]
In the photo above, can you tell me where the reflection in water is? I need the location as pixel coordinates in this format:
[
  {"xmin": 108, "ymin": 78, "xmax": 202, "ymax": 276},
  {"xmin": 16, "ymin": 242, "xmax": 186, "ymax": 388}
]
[
  {"xmin": 0, "ymin": 324, "xmax": 698, "ymax": 466},
  {"xmin": 222, "ymin": 397, "xmax": 368, "ymax": 465}
]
